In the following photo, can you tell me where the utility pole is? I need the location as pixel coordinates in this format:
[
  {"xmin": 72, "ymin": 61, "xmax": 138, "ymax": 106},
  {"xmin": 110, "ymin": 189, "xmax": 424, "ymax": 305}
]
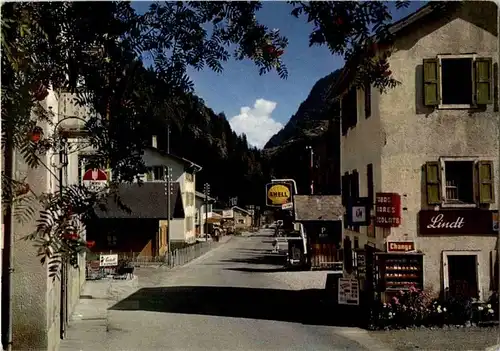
[
  {"xmin": 164, "ymin": 166, "xmax": 173, "ymax": 267},
  {"xmin": 306, "ymin": 146, "xmax": 314, "ymax": 195},
  {"xmin": 167, "ymin": 125, "xmax": 171, "ymax": 154},
  {"xmin": 58, "ymin": 137, "xmax": 68, "ymax": 340},
  {"xmin": 204, "ymin": 183, "xmax": 210, "ymax": 241},
  {"xmin": 2, "ymin": 115, "xmax": 14, "ymax": 351}
]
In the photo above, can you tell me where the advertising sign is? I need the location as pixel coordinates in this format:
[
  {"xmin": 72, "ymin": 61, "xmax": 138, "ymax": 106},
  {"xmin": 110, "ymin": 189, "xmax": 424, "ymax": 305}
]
[
  {"xmin": 222, "ymin": 210, "xmax": 233, "ymax": 218},
  {"xmin": 265, "ymin": 182, "xmax": 293, "ymax": 207},
  {"xmin": 418, "ymin": 210, "xmax": 496, "ymax": 235},
  {"xmin": 338, "ymin": 278, "xmax": 359, "ymax": 306},
  {"xmin": 387, "ymin": 241, "xmax": 415, "ymax": 253},
  {"xmin": 375, "ymin": 193, "xmax": 401, "ymax": 227},
  {"xmin": 99, "ymin": 254, "xmax": 118, "ymax": 267},
  {"xmin": 347, "ymin": 198, "xmax": 370, "ymax": 226},
  {"xmin": 83, "ymin": 168, "xmax": 108, "ymax": 189}
]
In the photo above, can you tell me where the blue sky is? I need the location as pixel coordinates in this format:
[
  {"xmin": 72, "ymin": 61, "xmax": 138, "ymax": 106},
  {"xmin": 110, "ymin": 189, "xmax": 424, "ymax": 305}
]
[{"xmin": 132, "ymin": 1, "xmax": 426, "ymax": 148}]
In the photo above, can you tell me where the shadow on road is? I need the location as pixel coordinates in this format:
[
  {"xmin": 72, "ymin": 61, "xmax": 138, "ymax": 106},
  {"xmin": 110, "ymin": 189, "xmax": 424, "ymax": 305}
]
[
  {"xmin": 225, "ymin": 267, "xmax": 285, "ymax": 273},
  {"xmin": 220, "ymin": 254, "xmax": 286, "ymax": 266},
  {"xmin": 109, "ymin": 286, "xmax": 360, "ymax": 327}
]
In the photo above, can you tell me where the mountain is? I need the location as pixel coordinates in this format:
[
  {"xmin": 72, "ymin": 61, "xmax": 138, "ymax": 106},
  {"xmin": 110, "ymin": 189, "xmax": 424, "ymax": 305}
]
[
  {"xmin": 150, "ymin": 94, "xmax": 267, "ymax": 208},
  {"xmin": 262, "ymin": 69, "xmax": 342, "ymax": 195}
]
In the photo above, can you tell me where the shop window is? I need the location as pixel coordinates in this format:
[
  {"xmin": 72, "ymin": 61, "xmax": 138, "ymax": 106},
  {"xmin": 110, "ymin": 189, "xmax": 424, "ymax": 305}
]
[
  {"xmin": 423, "ymin": 56, "xmax": 493, "ymax": 107},
  {"xmin": 425, "ymin": 159, "xmax": 495, "ymax": 206}
]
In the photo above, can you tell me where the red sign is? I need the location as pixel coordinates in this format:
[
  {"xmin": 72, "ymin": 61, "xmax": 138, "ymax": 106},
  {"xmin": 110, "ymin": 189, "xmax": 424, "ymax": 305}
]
[
  {"xmin": 82, "ymin": 168, "xmax": 107, "ymax": 181},
  {"xmin": 375, "ymin": 192, "xmax": 401, "ymax": 227},
  {"xmin": 387, "ymin": 241, "xmax": 415, "ymax": 252}
]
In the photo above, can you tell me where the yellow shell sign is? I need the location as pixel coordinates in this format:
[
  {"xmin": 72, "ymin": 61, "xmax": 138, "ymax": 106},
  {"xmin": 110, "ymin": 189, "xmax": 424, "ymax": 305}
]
[{"xmin": 267, "ymin": 183, "xmax": 291, "ymax": 206}]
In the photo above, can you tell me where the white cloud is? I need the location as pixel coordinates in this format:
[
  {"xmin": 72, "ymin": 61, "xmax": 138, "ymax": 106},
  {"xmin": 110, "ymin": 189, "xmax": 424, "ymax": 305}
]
[{"xmin": 229, "ymin": 99, "xmax": 283, "ymax": 149}]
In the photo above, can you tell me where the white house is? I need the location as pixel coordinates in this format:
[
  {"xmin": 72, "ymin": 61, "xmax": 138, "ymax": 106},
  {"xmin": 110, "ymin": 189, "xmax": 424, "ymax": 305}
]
[{"xmin": 139, "ymin": 135, "xmax": 202, "ymax": 245}]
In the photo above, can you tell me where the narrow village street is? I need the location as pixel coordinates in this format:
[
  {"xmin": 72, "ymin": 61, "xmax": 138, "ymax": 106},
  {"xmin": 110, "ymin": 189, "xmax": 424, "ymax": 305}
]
[{"xmin": 61, "ymin": 229, "xmax": 387, "ymax": 351}]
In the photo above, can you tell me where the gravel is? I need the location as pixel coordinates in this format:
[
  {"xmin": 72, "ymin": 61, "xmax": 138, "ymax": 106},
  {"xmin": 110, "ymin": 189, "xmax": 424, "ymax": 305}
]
[{"xmin": 368, "ymin": 326, "xmax": 500, "ymax": 351}]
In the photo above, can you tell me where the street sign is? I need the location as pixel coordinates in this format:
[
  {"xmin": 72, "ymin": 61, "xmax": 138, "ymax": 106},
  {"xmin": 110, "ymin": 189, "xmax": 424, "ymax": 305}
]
[
  {"xmin": 99, "ymin": 254, "xmax": 118, "ymax": 267},
  {"xmin": 338, "ymin": 278, "xmax": 359, "ymax": 306},
  {"xmin": 82, "ymin": 168, "xmax": 107, "ymax": 189}
]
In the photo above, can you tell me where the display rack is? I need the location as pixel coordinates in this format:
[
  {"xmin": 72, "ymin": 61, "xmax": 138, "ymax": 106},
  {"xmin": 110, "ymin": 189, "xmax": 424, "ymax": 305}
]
[{"xmin": 375, "ymin": 252, "xmax": 424, "ymax": 291}]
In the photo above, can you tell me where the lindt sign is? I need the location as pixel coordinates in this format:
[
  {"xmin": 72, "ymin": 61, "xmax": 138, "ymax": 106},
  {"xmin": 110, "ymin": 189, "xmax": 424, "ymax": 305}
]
[
  {"xmin": 375, "ymin": 192, "xmax": 401, "ymax": 228},
  {"xmin": 419, "ymin": 210, "xmax": 496, "ymax": 235}
]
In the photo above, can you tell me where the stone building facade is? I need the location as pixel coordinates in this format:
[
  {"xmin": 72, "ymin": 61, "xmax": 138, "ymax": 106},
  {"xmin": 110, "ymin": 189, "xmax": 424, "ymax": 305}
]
[{"xmin": 337, "ymin": 2, "xmax": 499, "ymax": 299}]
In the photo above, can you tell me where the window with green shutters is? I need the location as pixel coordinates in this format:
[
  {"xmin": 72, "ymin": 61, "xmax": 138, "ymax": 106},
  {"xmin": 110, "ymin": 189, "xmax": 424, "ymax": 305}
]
[
  {"xmin": 478, "ymin": 160, "xmax": 495, "ymax": 204},
  {"xmin": 425, "ymin": 161, "xmax": 441, "ymax": 204},
  {"xmin": 424, "ymin": 159, "xmax": 496, "ymax": 206},
  {"xmin": 423, "ymin": 56, "xmax": 494, "ymax": 107},
  {"xmin": 475, "ymin": 58, "xmax": 493, "ymax": 105},
  {"xmin": 423, "ymin": 59, "xmax": 440, "ymax": 106}
]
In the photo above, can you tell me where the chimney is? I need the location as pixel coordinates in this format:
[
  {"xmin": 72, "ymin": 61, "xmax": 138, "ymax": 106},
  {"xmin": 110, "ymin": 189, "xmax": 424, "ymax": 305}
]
[{"xmin": 152, "ymin": 135, "xmax": 157, "ymax": 148}]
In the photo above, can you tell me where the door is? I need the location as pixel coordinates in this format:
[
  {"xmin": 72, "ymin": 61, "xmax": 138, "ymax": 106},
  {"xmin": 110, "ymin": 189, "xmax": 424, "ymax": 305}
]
[{"xmin": 447, "ymin": 254, "xmax": 478, "ymax": 298}]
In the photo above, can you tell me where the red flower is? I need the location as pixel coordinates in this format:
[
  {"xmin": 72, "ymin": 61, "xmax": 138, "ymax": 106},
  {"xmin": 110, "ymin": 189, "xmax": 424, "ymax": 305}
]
[
  {"xmin": 86, "ymin": 240, "xmax": 95, "ymax": 248},
  {"xmin": 383, "ymin": 70, "xmax": 392, "ymax": 77}
]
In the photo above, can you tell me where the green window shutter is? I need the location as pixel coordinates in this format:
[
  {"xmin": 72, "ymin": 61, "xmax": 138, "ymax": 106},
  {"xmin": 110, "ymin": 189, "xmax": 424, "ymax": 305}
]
[
  {"xmin": 478, "ymin": 160, "xmax": 495, "ymax": 204},
  {"xmin": 423, "ymin": 58, "xmax": 440, "ymax": 106},
  {"xmin": 475, "ymin": 57, "xmax": 493, "ymax": 105},
  {"xmin": 425, "ymin": 161, "xmax": 441, "ymax": 204}
]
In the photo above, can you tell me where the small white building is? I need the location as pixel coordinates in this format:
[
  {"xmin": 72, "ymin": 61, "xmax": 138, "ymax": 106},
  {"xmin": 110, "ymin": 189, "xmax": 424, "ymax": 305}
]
[
  {"xmin": 139, "ymin": 136, "xmax": 202, "ymax": 245},
  {"xmin": 195, "ymin": 191, "xmax": 217, "ymax": 237}
]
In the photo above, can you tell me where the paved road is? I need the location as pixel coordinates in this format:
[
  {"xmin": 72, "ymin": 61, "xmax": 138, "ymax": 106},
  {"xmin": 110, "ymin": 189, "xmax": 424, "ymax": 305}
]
[{"xmin": 62, "ymin": 229, "xmax": 387, "ymax": 351}]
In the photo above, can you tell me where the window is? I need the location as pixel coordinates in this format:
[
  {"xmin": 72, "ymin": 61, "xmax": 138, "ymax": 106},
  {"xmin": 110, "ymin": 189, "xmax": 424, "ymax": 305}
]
[
  {"xmin": 341, "ymin": 86, "xmax": 358, "ymax": 135},
  {"xmin": 425, "ymin": 159, "xmax": 495, "ymax": 206},
  {"xmin": 153, "ymin": 166, "xmax": 165, "ymax": 181},
  {"xmin": 367, "ymin": 164, "xmax": 374, "ymax": 207},
  {"xmin": 186, "ymin": 216, "xmax": 194, "ymax": 231},
  {"xmin": 364, "ymin": 80, "xmax": 372, "ymax": 118},
  {"xmin": 238, "ymin": 219, "xmax": 244, "ymax": 224},
  {"xmin": 107, "ymin": 235, "xmax": 117, "ymax": 247},
  {"xmin": 354, "ymin": 236, "xmax": 359, "ymax": 249},
  {"xmin": 350, "ymin": 170, "xmax": 360, "ymax": 232},
  {"xmin": 444, "ymin": 161, "xmax": 474, "ymax": 204},
  {"xmin": 423, "ymin": 56, "xmax": 493, "ymax": 108}
]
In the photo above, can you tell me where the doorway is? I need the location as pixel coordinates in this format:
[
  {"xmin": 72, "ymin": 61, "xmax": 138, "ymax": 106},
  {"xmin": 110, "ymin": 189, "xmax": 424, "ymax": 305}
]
[{"xmin": 445, "ymin": 253, "xmax": 479, "ymax": 299}]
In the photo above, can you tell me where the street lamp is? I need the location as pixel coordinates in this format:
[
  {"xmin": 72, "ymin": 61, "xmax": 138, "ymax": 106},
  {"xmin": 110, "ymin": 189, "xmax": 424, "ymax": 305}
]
[{"xmin": 204, "ymin": 183, "xmax": 210, "ymax": 242}]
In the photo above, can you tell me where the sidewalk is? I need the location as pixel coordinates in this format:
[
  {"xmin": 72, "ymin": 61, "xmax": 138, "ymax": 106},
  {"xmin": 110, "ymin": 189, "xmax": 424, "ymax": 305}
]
[{"xmin": 61, "ymin": 236, "xmax": 233, "ymax": 350}]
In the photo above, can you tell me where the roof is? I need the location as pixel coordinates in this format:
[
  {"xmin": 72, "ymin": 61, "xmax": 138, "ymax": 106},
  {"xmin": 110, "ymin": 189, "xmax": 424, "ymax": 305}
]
[
  {"xmin": 294, "ymin": 195, "xmax": 344, "ymax": 221},
  {"xmin": 232, "ymin": 206, "xmax": 252, "ymax": 215},
  {"xmin": 327, "ymin": 3, "xmax": 459, "ymax": 98},
  {"xmin": 195, "ymin": 191, "xmax": 215, "ymax": 201},
  {"xmin": 93, "ymin": 182, "xmax": 184, "ymax": 219},
  {"xmin": 145, "ymin": 146, "xmax": 202, "ymax": 173}
]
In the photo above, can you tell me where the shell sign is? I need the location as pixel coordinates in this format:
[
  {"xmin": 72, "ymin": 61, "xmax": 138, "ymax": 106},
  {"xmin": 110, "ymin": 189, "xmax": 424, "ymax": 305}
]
[{"xmin": 266, "ymin": 183, "xmax": 292, "ymax": 207}]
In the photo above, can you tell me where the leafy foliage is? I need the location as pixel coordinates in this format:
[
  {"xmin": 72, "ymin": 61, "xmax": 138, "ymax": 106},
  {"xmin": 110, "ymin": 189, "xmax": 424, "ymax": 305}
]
[{"xmin": 2, "ymin": 1, "xmax": 460, "ymax": 278}]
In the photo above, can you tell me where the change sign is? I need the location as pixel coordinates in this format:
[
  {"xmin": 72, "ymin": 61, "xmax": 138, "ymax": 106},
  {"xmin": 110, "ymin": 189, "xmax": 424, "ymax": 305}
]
[{"xmin": 265, "ymin": 182, "xmax": 292, "ymax": 207}]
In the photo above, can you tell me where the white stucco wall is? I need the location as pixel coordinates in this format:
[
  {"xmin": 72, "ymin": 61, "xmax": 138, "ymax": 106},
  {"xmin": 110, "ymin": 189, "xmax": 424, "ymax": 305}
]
[
  {"xmin": 141, "ymin": 148, "xmax": 197, "ymax": 243},
  {"xmin": 341, "ymin": 3, "xmax": 499, "ymax": 299}
]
